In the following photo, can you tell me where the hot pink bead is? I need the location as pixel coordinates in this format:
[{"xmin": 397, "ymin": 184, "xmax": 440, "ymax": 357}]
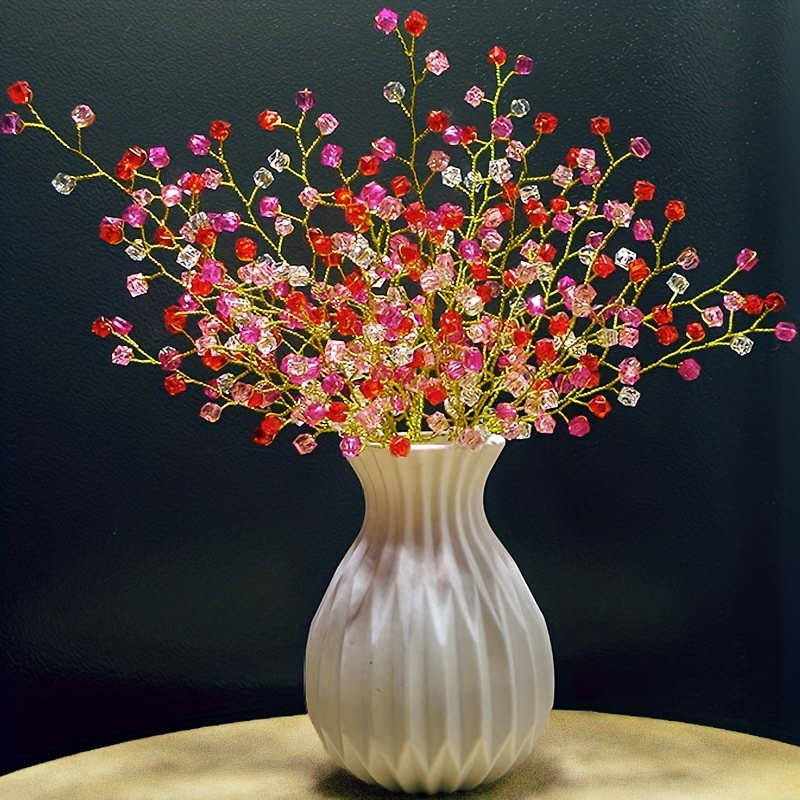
[
  {"xmin": 218, "ymin": 211, "xmax": 240, "ymax": 232},
  {"xmin": 464, "ymin": 86, "xmax": 485, "ymax": 107},
  {"xmin": 527, "ymin": 295, "xmax": 546, "ymax": 316},
  {"xmin": 442, "ymin": 126, "xmax": 463, "ymax": 145},
  {"xmin": 490, "ymin": 116, "xmax": 514, "ymax": 139},
  {"xmin": 126, "ymin": 273, "xmax": 148, "ymax": 297},
  {"xmin": 568, "ymin": 415, "xmax": 590, "ymax": 437},
  {"xmin": 159, "ymin": 346, "xmax": 182, "ymax": 371},
  {"xmin": 303, "ymin": 403, "xmax": 327, "ymax": 425},
  {"xmin": 633, "ymin": 219, "xmax": 654, "ymax": 241},
  {"xmin": 359, "ymin": 181, "xmax": 387, "ymax": 209},
  {"xmin": 514, "ymin": 55, "xmax": 534, "ymax": 74},
  {"xmin": 259, "ymin": 196, "xmax": 280, "ymax": 217},
  {"xmin": 123, "ymin": 204, "xmax": 147, "ymax": 227},
  {"xmin": 111, "ymin": 316, "xmax": 133, "ymax": 335},
  {"xmin": 496, "ymin": 402, "xmax": 517, "ymax": 421},
  {"xmin": 148, "ymin": 146, "xmax": 170, "ymax": 168},
  {"xmin": 580, "ymin": 166, "xmax": 601, "ymax": 185},
  {"xmin": 552, "ymin": 212, "xmax": 573, "ymax": 233},
  {"xmin": 1, "ymin": 112, "xmax": 24, "ymax": 135},
  {"xmin": 374, "ymin": 8, "xmax": 398, "ymax": 34},
  {"xmin": 161, "ymin": 184, "xmax": 182, "ymax": 207},
  {"xmin": 200, "ymin": 402, "xmax": 222, "ymax": 422},
  {"xmin": 443, "ymin": 360, "xmax": 466, "ymax": 380},
  {"xmin": 677, "ymin": 358, "xmax": 702, "ymax": 380},
  {"xmin": 295, "ymin": 89, "xmax": 315, "ymax": 111},
  {"xmin": 188, "ymin": 134, "xmax": 211, "ymax": 155},
  {"xmin": 629, "ymin": 137, "xmax": 651, "ymax": 158},
  {"xmin": 775, "ymin": 321, "xmax": 797, "ymax": 342},
  {"xmin": 320, "ymin": 143, "xmax": 343, "ymax": 168},
  {"xmin": 463, "ymin": 347, "xmax": 483, "ymax": 371},
  {"xmin": 340, "ymin": 435, "xmax": 363, "ymax": 459},
  {"xmin": 736, "ymin": 248, "xmax": 758, "ymax": 271},
  {"xmin": 201, "ymin": 259, "xmax": 223, "ymax": 282},
  {"xmin": 371, "ymin": 136, "xmax": 396, "ymax": 161},
  {"xmin": 322, "ymin": 374, "xmax": 345, "ymax": 395},
  {"xmin": 618, "ymin": 327, "xmax": 639, "ymax": 348},
  {"xmin": 315, "ymin": 113, "xmax": 339, "ymax": 135},
  {"xmin": 457, "ymin": 239, "xmax": 481, "ymax": 261},
  {"xmin": 425, "ymin": 50, "xmax": 450, "ymax": 75}
]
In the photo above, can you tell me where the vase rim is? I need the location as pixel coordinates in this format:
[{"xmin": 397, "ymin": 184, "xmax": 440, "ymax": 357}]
[{"xmin": 361, "ymin": 433, "xmax": 506, "ymax": 451}]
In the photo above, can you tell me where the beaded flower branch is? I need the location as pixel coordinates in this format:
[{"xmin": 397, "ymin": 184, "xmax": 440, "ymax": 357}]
[{"xmin": 2, "ymin": 8, "xmax": 795, "ymax": 457}]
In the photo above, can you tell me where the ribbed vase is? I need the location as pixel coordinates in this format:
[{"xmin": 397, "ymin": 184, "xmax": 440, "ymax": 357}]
[{"xmin": 304, "ymin": 435, "xmax": 554, "ymax": 794}]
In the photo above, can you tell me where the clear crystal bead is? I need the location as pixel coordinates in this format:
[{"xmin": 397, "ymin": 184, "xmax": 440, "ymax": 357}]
[
  {"xmin": 730, "ymin": 335, "xmax": 753, "ymax": 356},
  {"xmin": 272, "ymin": 262, "xmax": 290, "ymax": 282},
  {"xmin": 177, "ymin": 245, "xmax": 201, "ymax": 268},
  {"xmin": 267, "ymin": 149, "xmax": 290, "ymax": 172},
  {"xmin": 461, "ymin": 383, "xmax": 482, "ymax": 407},
  {"xmin": 390, "ymin": 345, "xmax": 414, "ymax": 365},
  {"xmin": 488, "ymin": 158, "xmax": 512, "ymax": 184},
  {"xmin": 537, "ymin": 263, "xmax": 554, "ymax": 283},
  {"xmin": 577, "ymin": 245, "xmax": 596, "ymax": 265},
  {"xmin": 519, "ymin": 184, "xmax": 540, "ymax": 202},
  {"xmin": 569, "ymin": 338, "xmax": 588, "ymax": 357},
  {"xmin": 383, "ymin": 81, "xmax": 406, "ymax": 103},
  {"xmin": 253, "ymin": 167, "xmax": 274, "ymax": 188},
  {"xmin": 441, "ymin": 166, "xmax": 462, "ymax": 187},
  {"xmin": 596, "ymin": 328, "xmax": 619, "ymax": 347},
  {"xmin": 509, "ymin": 98, "xmax": 530, "ymax": 117},
  {"xmin": 516, "ymin": 421, "xmax": 532, "ymax": 439},
  {"xmin": 364, "ymin": 322, "xmax": 386, "ymax": 344},
  {"xmin": 618, "ymin": 386, "xmax": 641, "ymax": 406},
  {"xmin": 288, "ymin": 264, "xmax": 310, "ymax": 286},
  {"xmin": 125, "ymin": 240, "xmax": 147, "ymax": 261},
  {"xmin": 614, "ymin": 247, "xmax": 636, "ymax": 269},
  {"xmin": 539, "ymin": 388, "xmax": 559, "ymax": 410},
  {"xmin": 464, "ymin": 170, "xmax": 482, "ymax": 191},
  {"xmin": 52, "ymin": 173, "xmax": 77, "ymax": 195},
  {"xmin": 666, "ymin": 273, "xmax": 690, "ymax": 294}
]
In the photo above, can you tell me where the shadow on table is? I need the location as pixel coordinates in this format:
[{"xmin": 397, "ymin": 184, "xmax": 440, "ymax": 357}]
[{"xmin": 315, "ymin": 753, "xmax": 563, "ymax": 798}]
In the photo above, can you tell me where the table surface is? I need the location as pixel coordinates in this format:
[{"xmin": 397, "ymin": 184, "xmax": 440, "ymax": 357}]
[{"xmin": 1, "ymin": 711, "xmax": 798, "ymax": 800}]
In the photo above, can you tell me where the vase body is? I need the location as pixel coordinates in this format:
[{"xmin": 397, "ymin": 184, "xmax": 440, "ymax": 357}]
[{"xmin": 304, "ymin": 436, "xmax": 554, "ymax": 794}]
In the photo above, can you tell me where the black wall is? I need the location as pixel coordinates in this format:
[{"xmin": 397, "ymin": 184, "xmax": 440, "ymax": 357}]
[{"xmin": 1, "ymin": 0, "xmax": 798, "ymax": 775}]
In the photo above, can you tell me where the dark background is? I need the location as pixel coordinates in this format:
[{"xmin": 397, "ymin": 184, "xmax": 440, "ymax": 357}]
[{"xmin": 1, "ymin": 0, "xmax": 798, "ymax": 776}]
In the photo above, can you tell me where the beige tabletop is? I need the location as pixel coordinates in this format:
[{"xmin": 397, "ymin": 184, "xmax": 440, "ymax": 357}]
[{"xmin": 1, "ymin": 711, "xmax": 798, "ymax": 800}]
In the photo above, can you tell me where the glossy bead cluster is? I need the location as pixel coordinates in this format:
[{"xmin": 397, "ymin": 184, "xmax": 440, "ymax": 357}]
[{"xmin": 2, "ymin": 10, "xmax": 794, "ymax": 456}]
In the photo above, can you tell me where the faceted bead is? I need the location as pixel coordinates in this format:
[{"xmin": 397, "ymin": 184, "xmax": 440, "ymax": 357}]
[
  {"xmin": 686, "ymin": 322, "xmax": 705, "ymax": 341},
  {"xmin": 510, "ymin": 98, "xmax": 530, "ymax": 117},
  {"xmin": 589, "ymin": 395, "xmax": 612, "ymax": 419},
  {"xmin": 123, "ymin": 204, "xmax": 147, "ymax": 226},
  {"xmin": 259, "ymin": 196, "xmax": 280, "ymax": 217},
  {"xmin": 374, "ymin": 8, "xmax": 398, "ymax": 33},
  {"xmin": 652, "ymin": 305, "xmax": 673, "ymax": 325},
  {"xmin": 268, "ymin": 149, "xmax": 290, "ymax": 171},
  {"xmin": 91, "ymin": 317, "xmax": 113, "ymax": 338},
  {"xmin": 383, "ymin": 81, "xmax": 406, "ymax": 103},
  {"xmin": 340, "ymin": 435, "xmax": 363, "ymax": 459},
  {"xmin": 295, "ymin": 89, "xmax": 315, "ymax": 111},
  {"xmin": 629, "ymin": 137, "xmax": 651, "ymax": 158},
  {"xmin": 126, "ymin": 273, "xmax": 148, "ymax": 297},
  {"xmin": 551, "ymin": 212, "xmax": 572, "ymax": 233},
  {"xmin": 209, "ymin": 120, "xmax": 231, "ymax": 141},
  {"xmin": 458, "ymin": 429, "xmax": 485, "ymax": 450},
  {"xmin": 488, "ymin": 45, "xmax": 507, "ymax": 65},
  {"xmin": 628, "ymin": 258, "xmax": 650, "ymax": 282},
  {"xmin": 534, "ymin": 112, "xmax": 558, "ymax": 134},
  {"xmin": 427, "ymin": 150, "xmax": 450, "ymax": 172},
  {"xmin": 765, "ymin": 292, "xmax": 787, "ymax": 312},
  {"xmin": 200, "ymin": 402, "xmax": 222, "ymax": 422},
  {"xmin": 723, "ymin": 291, "xmax": 745, "ymax": 311},
  {"xmin": 592, "ymin": 254, "xmax": 614, "ymax": 278},
  {"xmin": 775, "ymin": 322, "xmax": 797, "ymax": 342},
  {"xmin": 438, "ymin": 165, "xmax": 462, "ymax": 188},
  {"xmin": 515, "ymin": 55, "xmax": 534, "ymax": 75},
  {"xmin": 633, "ymin": 219, "xmax": 654, "ymax": 241},
  {"xmin": 358, "ymin": 154, "xmax": 380, "ymax": 175},
  {"xmin": 568, "ymin": 415, "xmax": 590, "ymax": 437},
  {"xmin": 203, "ymin": 167, "xmax": 222, "ymax": 189},
  {"xmin": 404, "ymin": 10, "xmax": 428, "ymax": 36},
  {"xmin": 164, "ymin": 374, "xmax": 187, "ymax": 395},
  {"xmin": 615, "ymin": 247, "xmax": 636, "ymax": 269},
  {"xmin": 736, "ymin": 248, "xmax": 758, "ymax": 271},
  {"xmin": 111, "ymin": 345, "xmax": 133, "ymax": 365},
  {"xmin": 743, "ymin": 294, "xmax": 764, "ymax": 315},
  {"xmin": 161, "ymin": 184, "xmax": 182, "ymax": 206},
  {"xmin": 1, "ymin": 112, "xmax": 24, "ymax": 135},
  {"xmin": 236, "ymin": 237, "xmax": 258, "ymax": 261},
  {"xmin": 125, "ymin": 241, "xmax": 147, "ymax": 261},
  {"xmin": 158, "ymin": 346, "xmax": 182, "ymax": 372},
  {"xmin": 700, "ymin": 306, "xmax": 724, "ymax": 327},
  {"xmin": 372, "ymin": 136, "xmax": 396, "ymax": 160},
  {"xmin": 148, "ymin": 146, "xmax": 170, "ymax": 168},
  {"xmin": 633, "ymin": 180, "xmax": 655, "ymax": 201},
  {"xmin": 177, "ymin": 245, "xmax": 201, "ymax": 267},
  {"xmin": 464, "ymin": 85, "xmax": 485, "ymax": 107},
  {"xmin": 99, "ymin": 217, "xmax": 124, "ymax": 245},
  {"xmin": 590, "ymin": 116, "xmax": 611, "ymax": 135},
  {"xmin": 656, "ymin": 325, "xmax": 679, "ymax": 346},
  {"xmin": 677, "ymin": 358, "xmax": 702, "ymax": 380},
  {"xmin": 595, "ymin": 328, "xmax": 618, "ymax": 347},
  {"xmin": 132, "ymin": 188, "xmax": 153, "ymax": 207},
  {"xmin": 486, "ymin": 117, "xmax": 512, "ymax": 142},
  {"xmin": 551, "ymin": 165, "xmax": 572, "ymax": 187},
  {"xmin": 730, "ymin": 335, "xmax": 753, "ymax": 356},
  {"xmin": 534, "ymin": 414, "xmax": 556, "ymax": 434},
  {"xmin": 442, "ymin": 125, "xmax": 462, "ymax": 146},
  {"xmin": 618, "ymin": 327, "xmax": 639, "ymax": 348},
  {"xmin": 188, "ymin": 134, "xmax": 211, "ymax": 155},
  {"xmin": 258, "ymin": 109, "xmax": 281, "ymax": 130},
  {"xmin": 252, "ymin": 166, "xmax": 274, "ymax": 189},
  {"xmin": 315, "ymin": 112, "xmax": 339, "ymax": 135},
  {"xmin": 320, "ymin": 143, "xmax": 343, "ymax": 168},
  {"xmin": 7, "ymin": 80, "xmax": 33, "ymax": 104},
  {"xmin": 667, "ymin": 273, "xmax": 690, "ymax": 294},
  {"xmin": 51, "ymin": 173, "xmax": 77, "ymax": 195},
  {"xmin": 664, "ymin": 199, "xmax": 686, "ymax": 222},
  {"xmin": 389, "ymin": 435, "xmax": 411, "ymax": 457},
  {"xmin": 275, "ymin": 216, "xmax": 294, "ymax": 237},
  {"xmin": 618, "ymin": 386, "xmax": 640, "ymax": 407},
  {"xmin": 425, "ymin": 49, "xmax": 450, "ymax": 75},
  {"xmin": 618, "ymin": 356, "xmax": 641, "ymax": 385},
  {"xmin": 122, "ymin": 146, "xmax": 147, "ymax": 169},
  {"xmin": 426, "ymin": 110, "xmax": 449, "ymax": 134},
  {"xmin": 70, "ymin": 104, "xmax": 95, "ymax": 128},
  {"xmin": 298, "ymin": 186, "xmax": 321, "ymax": 209}
]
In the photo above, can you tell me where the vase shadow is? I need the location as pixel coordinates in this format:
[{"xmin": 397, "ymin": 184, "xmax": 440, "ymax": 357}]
[{"xmin": 314, "ymin": 753, "xmax": 563, "ymax": 798}]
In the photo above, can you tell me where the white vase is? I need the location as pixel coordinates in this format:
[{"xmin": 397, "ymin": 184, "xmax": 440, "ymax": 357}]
[{"xmin": 304, "ymin": 435, "xmax": 554, "ymax": 794}]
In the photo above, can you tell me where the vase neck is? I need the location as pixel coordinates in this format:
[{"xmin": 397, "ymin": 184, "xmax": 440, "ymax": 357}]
[{"xmin": 347, "ymin": 437, "xmax": 504, "ymax": 547}]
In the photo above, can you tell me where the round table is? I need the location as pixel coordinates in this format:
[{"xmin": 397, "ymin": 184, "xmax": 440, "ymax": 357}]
[{"xmin": 1, "ymin": 711, "xmax": 798, "ymax": 799}]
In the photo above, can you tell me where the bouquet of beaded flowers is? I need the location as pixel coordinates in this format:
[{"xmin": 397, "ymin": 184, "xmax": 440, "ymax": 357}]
[{"xmin": 2, "ymin": 8, "xmax": 795, "ymax": 459}]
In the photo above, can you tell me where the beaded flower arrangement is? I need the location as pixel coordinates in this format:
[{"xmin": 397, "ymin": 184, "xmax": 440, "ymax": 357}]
[{"xmin": 2, "ymin": 8, "xmax": 795, "ymax": 458}]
